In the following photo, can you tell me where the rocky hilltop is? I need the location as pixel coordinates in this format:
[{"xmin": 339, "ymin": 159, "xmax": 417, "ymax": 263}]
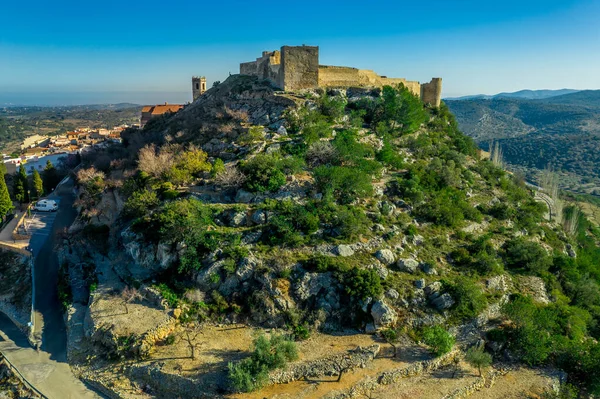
[{"xmin": 59, "ymin": 75, "xmax": 600, "ymax": 398}]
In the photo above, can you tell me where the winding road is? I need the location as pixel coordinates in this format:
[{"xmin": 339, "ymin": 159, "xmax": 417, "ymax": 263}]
[{"xmin": 0, "ymin": 178, "xmax": 103, "ymax": 398}]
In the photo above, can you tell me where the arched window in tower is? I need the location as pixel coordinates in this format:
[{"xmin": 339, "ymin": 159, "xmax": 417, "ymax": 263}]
[{"xmin": 195, "ymin": 83, "xmax": 199, "ymax": 90}]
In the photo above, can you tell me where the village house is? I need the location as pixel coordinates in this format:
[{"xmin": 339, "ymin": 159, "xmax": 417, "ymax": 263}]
[{"xmin": 140, "ymin": 103, "xmax": 184, "ymax": 127}]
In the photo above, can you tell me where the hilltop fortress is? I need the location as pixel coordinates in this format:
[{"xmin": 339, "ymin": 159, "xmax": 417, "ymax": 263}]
[{"xmin": 240, "ymin": 45, "xmax": 442, "ymax": 107}]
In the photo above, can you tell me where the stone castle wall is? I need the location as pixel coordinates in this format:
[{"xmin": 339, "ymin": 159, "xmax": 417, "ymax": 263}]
[
  {"xmin": 318, "ymin": 66, "xmax": 421, "ymax": 96},
  {"xmin": 279, "ymin": 46, "xmax": 319, "ymax": 91},
  {"xmin": 421, "ymin": 78, "xmax": 443, "ymax": 107},
  {"xmin": 239, "ymin": 45, "xmax": 442, "ymax": 106}
]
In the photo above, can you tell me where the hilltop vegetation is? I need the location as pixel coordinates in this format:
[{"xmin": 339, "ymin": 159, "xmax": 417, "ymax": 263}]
[
  {"xmin": 64, "ymin": 76, "xmax": 600, "ymax": 396},
  {"xmin": 446, "ymin": 91, "xmax": 600, "ymax": 196}
]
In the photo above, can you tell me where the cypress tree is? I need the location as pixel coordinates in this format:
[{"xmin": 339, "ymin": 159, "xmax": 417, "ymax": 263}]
[
  {"xmin": 0, "ymin": 174, "xmax": 13, "ymax": 221},
  {"xmin": 43, "ymin": 160, "xmax": 59, "ymax": 193},
  {"xmin": 14, "ymin": 165, "xmax": 29, "ymax": 203},
  {"xmin": 31, "ymin": 169, "xmax": 44, "ymax": 200}
]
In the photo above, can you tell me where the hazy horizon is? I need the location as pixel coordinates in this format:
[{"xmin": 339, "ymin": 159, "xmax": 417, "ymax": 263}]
[{"xmin": 0, "ymin": 87, "xmax": 594, "ymax": 107}]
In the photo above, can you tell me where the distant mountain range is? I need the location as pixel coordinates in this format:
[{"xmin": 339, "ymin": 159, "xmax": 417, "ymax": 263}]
[
  {"xmin": 446, "ymin": 89, "xmax": 600, "ymax": 196},
  {"xmin": 445, "ymin": 89, "xmax": 580, "ymax": 101}
]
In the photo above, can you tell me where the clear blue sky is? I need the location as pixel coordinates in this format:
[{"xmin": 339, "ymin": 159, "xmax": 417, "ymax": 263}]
[{"xmin": 1, "ymin": 0, "xmax": 599, "ymax": 104}]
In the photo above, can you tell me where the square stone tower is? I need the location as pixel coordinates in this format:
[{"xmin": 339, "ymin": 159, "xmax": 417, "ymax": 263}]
[
  {"xmin": 192, "ymin": 76, "xmax": 207, "ymax": 101},
  {"xmin": 278, "ymin": 45, "xmax": 319, "ymax": 91}
]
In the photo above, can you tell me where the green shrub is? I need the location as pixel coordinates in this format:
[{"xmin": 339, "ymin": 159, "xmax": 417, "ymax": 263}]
[
  {"xmin": 420, "ymin": 325, "xmax": 455, "ymax": 356},
  {"xmin": 241, "ymin": 154, "xmax": 287, "ymax": 193},
  {"xmin": 374, "ymin": 85, "xmax": 428, "ymax": 135},
  {"xmin": 443, "ymin": 277, "xmax": 487, "ymax": 320},
  {"xmin": 211, "ymin": 158, "xmax": 225, "ymax": 178},
  {"xmin": 292, "ymin": 324, "xmax": 311, "ymax": 341},
  {"xmin": 236, "ymin": 126, "xmax": 265, "ymax": 145},
  {"xmin": 342, "ymin": 268, "xmax": 383, "ymax": 301},
  {"xmin": 164, "ymin": 334, "xmax": 176, "ymax": 345},
  {"xmin": 124, "ymin": 189, "xmax": 159, "ymax": 218},
  {"xmin": 303, "ymin": 254, "xmax": 350, "ymax": 273},
  {"xmin": 228, "ymin": 333, "xmax": 298, "ymax": 392},
  {"xmin": 313, "ymin": 166, "xmax": 373, "ymax": 204},
  {"xmin": 156, "ymin": 283, "xmax": 181, "ymax": 308},
  {"xmin": 503, "ymin": 238, "xmax": 552, "ymax": 274}
]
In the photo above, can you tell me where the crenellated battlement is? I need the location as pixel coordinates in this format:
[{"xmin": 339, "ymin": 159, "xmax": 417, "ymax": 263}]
[{"xmin": 239, "ymin": 45, "xmax": 442, "ymax": 107}]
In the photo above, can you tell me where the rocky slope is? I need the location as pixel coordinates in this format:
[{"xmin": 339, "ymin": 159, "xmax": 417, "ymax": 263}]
[{"xmin": 60, "ymin": 76, "xmax": 600, "ymax": 397}]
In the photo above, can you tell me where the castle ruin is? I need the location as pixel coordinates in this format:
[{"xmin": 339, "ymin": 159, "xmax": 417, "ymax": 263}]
[{"xmin": 240, "ymin": 45, "xmax": 442, "ymax": 107}]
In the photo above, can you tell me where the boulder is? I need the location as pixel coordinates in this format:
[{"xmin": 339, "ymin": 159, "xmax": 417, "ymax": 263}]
[
  {"xmin": 420, "ymin": 263, "xmax": 438, "ymax": 276},
  {"xmin": 385, "ymin": 289, "xmax": 400, "ymax": 300},
  {"xmin": 265, "ymin": 144, "xmax": 281, "ymax": 155},
  {"xmin": 294, "ymin": 272, "xmax": 339, "ymax": 314},
  {"xmin": 486, "ymin": 275, "xmax": 512, "ymax": 292},
  {"xmin": 370, "ymin": 300, "xmax": 397, "ymax": 329},
  {"xmin": 229, "ymin": 211, "xmax": 247, "ymax": 227},
  {"xmin": 375, "ymin": 249, "xmax": 396, "ymax": 265},
  {"xmin": 397, "ymin": 258, "xmax": 419, "ymax": 273},
  {"xmin": 235, "ymin": 189, "xmax": 255, "ymax": 203},
  {"xmin": 251, "ymin": 210, "xmax": 267, "ymax": 225},
  {"xmin": 335, "ymin": 244, "xmax": 355, "ymax": 257},
  {"xmin": 236, "ymin": 255, "xmax": 260, "ymax": 281},
  {"xmin": 368, "ymin": 263, "xmax": 389, "ymax": 280},
  {"xmin": 277, "ymin": 125, "xmax": 288, "ymax": 136},
  {"xmin": 373, "ymin": 224, "xmax": 386, "ymax": 233},
  {"xmin": 424, "ymin": 282, "xmax": 442, "ymax": 297},
  {"xmin": 412, "ymin": 235, "xmax": 425, "ymax": 246},
  {"xmin": 431, "ymin": 293, "xmax": 455, "ymax": 310},
  {"xmin": 414, "ymin": 279, "xmax": 426, "ymax": 289},
  {"xmin": 566, "ymin": 244, "xmax": 577, "ymax": 258}
]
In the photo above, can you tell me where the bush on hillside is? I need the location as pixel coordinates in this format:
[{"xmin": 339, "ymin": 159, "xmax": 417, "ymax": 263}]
[
  {"xmin": 240, "ymin": 153, "xmax": 287, "ymax": 193},
  {"xmin": 313, "ymin": 166, "xmax": 373, "ymax": 204},
  {"xmin": 420, "ymin": 326, "xmax": 455, "ymax": 356},
  {"xmin": 228, "ymin": 333, "xmax": 298, "ymax": 392},
  {"xmin": 502, "ymin": 238, "xmax": 552, "ymax": 274}
]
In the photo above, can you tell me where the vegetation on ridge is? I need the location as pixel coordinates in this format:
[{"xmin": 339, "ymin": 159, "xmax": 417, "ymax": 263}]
[{"xmin": 69, "ymin": 78, "xmax": 600, "ymax": 395}]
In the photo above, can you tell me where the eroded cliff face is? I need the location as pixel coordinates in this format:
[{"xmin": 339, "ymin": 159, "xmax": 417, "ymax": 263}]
[{"xmin": 0, "ymin": 250, "xmax": 31, "ymax": 330}]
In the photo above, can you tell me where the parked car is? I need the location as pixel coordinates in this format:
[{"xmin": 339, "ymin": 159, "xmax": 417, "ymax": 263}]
[{"xmin": 32, "ymin": 199, "xmax": 58, "ymax": 212}]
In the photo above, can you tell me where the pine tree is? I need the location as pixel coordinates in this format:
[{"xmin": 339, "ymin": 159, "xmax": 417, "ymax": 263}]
[
  {"xmin": 0, "ymin": 174, "xmax": 13, "ymax": 221},
  {"xmin": 31, "ymin": 169, "xmax": 44, "ymax": 200},
  {"xmin": 0, "ymin": 162, "xmax": 6, "ymax": 176}
]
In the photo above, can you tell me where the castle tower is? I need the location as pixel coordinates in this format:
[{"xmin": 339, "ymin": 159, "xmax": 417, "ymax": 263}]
[
  {"xmin": 420, "ymin": 78, "xmax": 442, "ymax": 107},
  {"xmin": 192, "ymin": 76, "xmax": 207, "ymax": 101}
]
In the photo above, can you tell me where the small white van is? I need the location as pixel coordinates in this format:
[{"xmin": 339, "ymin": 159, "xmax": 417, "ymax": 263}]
[{"xmin": 32, "ymin": 199, "xmax": 58, "ymax": 212}]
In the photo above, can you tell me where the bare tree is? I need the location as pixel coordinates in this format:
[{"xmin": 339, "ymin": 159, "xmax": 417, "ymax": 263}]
[
  {"xmin": 563, "ymin": 206, "xmax": 582, "ymax": 237},
  {"xmin": 138, "ymin": 144, "xmax": 176, "ymax": 178},
  {"xmin": 76, "ymin": 167, "xmax": 105, "ymax": 184},
  {"xmin": 489, "ymin": 140, "xmax": 504, "ymax": 167},
  {"xmin": 541, "ymin": 165, "xmax": 563, "ymax": 223},
  {"xmin": 306, "ymin": 141, "xmax": 339, "ymax": 167},
  {"xmin": 180, "ymin": 325, "xmax": 204, "ymax": 360},
  {"xmin": 332, "ymin": 356, "xmax": 351, "ymax": 382},
  {"xmin": 121, "ymin": 286, "xmax": 144, "ymax": 314},
  {"xmin": 214, "ymin": 166, "xmax": 246, "ymax": 189}
]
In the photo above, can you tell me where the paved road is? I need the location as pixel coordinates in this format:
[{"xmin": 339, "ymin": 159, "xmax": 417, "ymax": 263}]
[
  {"xmin": 0, "ymin": 312, "xmax": 99, "ymax": 399},
  {"xmin": 27, "ymin": 210, "xmax": 58, "ymax": 257},
  {"xmin": 0, "ymin": 178, "xmax": 104, "ymax": 398}
]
